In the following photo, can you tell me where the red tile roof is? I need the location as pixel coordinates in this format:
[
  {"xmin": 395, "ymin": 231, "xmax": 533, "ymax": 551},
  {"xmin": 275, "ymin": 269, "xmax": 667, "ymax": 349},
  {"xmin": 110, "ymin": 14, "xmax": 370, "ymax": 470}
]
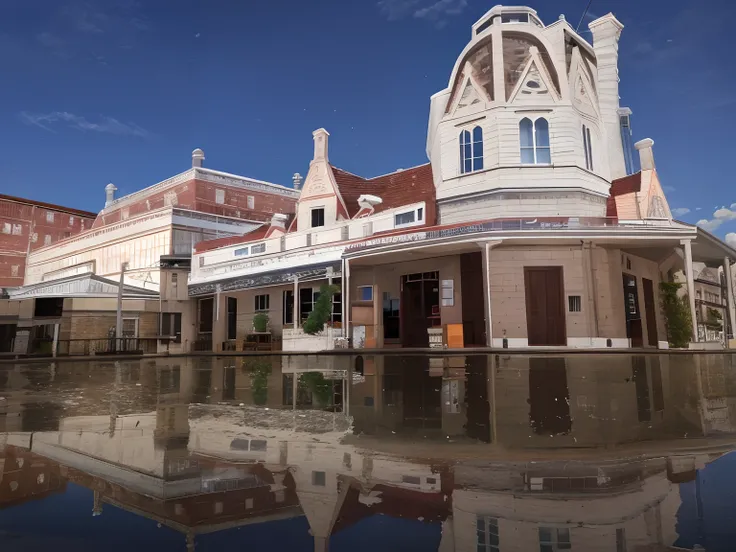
[
  {"xmin": 606, "ymin": 172, "xmax": 642, "ymax": 217},
  {"xmin": 194, "ymin": 225, "xmax": 270, "ymax": 253},
  {"xmin": 331, "ymin": 163, "xmax": 436, "ymax": 224}
]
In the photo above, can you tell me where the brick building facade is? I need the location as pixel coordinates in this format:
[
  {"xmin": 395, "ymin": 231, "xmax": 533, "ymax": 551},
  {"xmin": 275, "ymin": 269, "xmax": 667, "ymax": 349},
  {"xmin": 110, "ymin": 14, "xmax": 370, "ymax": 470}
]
[{"xmin": 0, "ymin": 195, "xmax": 96, "ymax": 287}]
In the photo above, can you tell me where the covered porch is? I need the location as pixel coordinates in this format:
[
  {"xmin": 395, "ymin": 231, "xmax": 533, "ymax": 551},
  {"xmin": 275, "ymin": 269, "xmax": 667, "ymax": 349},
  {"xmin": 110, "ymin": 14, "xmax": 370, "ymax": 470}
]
[
  {"xmin": 188, "ymin": 264, "xmax": 344, "ymax": 353},
  {"xmin": 342, "ymin": 222, "xmax": 736, "ymax": 350},
  {"xmin": 2, "ymin": 272, "xmax": 160, "ymax": 356}
]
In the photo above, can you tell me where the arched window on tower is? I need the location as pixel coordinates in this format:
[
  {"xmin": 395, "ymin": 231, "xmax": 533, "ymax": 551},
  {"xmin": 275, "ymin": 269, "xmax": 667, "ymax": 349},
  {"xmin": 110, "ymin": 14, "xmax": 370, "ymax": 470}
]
[
  {"xmin": 460, "ymin": 126, "xmax": 484, "ymax": 174},
  {"xmin": 519, "ymin": 117, "xmax": 551, "ymax": 165}
]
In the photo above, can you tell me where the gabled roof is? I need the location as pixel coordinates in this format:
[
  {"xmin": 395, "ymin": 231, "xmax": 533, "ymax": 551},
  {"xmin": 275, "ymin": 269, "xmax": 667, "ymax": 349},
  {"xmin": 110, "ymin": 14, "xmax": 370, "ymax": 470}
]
[
  {"xmin": 606, "ymin": 172, "xmax": 642, "ymax": 218},
  {"xmin": 330, "ymin": 163, "xmax": 436, "ymax": 222}
]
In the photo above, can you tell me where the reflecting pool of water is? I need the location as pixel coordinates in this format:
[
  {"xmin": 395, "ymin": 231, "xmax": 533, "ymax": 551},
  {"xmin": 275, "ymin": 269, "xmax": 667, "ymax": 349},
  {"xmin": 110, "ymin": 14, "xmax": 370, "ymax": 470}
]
[{"xmin": 1, "ymin": 354, "xmax": 735, "ymax": 550}]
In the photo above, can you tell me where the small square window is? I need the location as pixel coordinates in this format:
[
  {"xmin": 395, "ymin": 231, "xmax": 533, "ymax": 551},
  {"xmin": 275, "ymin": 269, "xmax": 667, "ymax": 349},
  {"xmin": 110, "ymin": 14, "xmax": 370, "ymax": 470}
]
[
  {"xmin": 234, "ymin": 247, "xmax": 249, "ymax": 257},
  {"xmin": 69, "ymin": 216, "xmax": 75, "ymax": 225},
  {"xmin": 11, "ymin": 265, "xmax": 19, "ymax": 277},
  {"xmin": 358, "ymin": 286, "xmax": 373, "ymax": 301},
  {"xmin": 46, "ymin": 211, "xmax": 54, "ymax": 223},
  {"xmin": 251, "ymin": 243, "xmax": 266, "ymax": 254},
  {"xmin": 568, "ymin": 296, "xmax": 582, "ymax": 312},
  {"xmin": 312, "ymin": 471, "xmax": 326, "ymax": 486},
  {"xmin": 12, "ymin": 224, "xmax": 22, "ymax": 236},
  {"xmin": 311, "ymin": 208, "xmax": 325, "ymax": 228},
  {"xmin": 215, "ymin": 189, "xmax": 225, "ymax": 204},
  {"xmin": 247, "ymin": 195, "xmax": 255, "ymax": 209},
  {"xmin": 1, "ymin": 223, "xmax": 10, "ymax": 234},
  {"xmin": 255, "ymin": 294, "xmax": 270, "ymax": 312},
  {"xmin": 44, "ymin": 235, "xmax": 52, "ymax": 246}
]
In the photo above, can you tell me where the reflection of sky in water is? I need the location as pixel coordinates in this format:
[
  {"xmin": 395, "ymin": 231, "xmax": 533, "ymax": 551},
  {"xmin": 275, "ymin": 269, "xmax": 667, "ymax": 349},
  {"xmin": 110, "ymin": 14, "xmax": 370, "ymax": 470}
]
[
  {"xmin": 677, "ymin": 451, "xmax": 736, "ymax": 552},
  {"xmin": 0, "ymin": 483, "xmax": 438, "ymax": 552}
]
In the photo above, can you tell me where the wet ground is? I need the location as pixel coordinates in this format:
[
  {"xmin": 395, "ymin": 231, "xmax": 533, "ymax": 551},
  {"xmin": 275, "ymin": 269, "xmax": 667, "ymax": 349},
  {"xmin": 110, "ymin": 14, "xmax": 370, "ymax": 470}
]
[{"xmin": 1, "ymin": 353, "xmax": 735, "ymax": 551}]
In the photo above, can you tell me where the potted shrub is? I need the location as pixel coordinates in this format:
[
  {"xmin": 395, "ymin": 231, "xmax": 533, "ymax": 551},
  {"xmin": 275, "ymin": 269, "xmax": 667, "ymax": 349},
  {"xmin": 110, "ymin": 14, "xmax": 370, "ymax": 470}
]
[
  {"xmin": 659, "ymin": 281, "xmax": 692, "ymax": 348},
  {"xmin": 253, "ymin": 312, "xmax": 269, "ymax": 333},
  {"xmin": 303, "ymin": 284, "xmax": 339, "ymax": 335}
]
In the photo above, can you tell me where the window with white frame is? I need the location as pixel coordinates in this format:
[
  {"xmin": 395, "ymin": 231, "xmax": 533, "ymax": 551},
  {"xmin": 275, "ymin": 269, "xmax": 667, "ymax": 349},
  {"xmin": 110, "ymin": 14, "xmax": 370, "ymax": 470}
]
[
  {"xmin": 358, "ymin": 285, "xmax": 373, "ymax": 302},
  {"xmin": 11, "ymin": 265, "xmax": 19, "ymax": 277},
  {"xmin": 477, "ymin": 517, "xmax": 500, "ymax": 552},
  {"xmin": 46, "ymin": 211, "xmax": 54, "ymax": 223},
  {"xmin": 254, "ymin": 294, "xmax": 270, "ymax": 312},
  {"xmin": 520, "ymin": 117, "xmax": 551, "ymax": 164},
  {"xmin": 251, "ymin": 243, "xmax": 266, "ymax": 254},
  {"xmin": 44, "ymin": 235, "xmax": 51, "ymax": 246},
  {"xmin": 234, "ymin": 247, "xmax": 249, "ymax": 256},
  {"xmin": 122, "ymin": 318, "xmax": 138, "ymax": 338},
  {"xmin": 582, "ymin": 124, "xmax": 593, "ymax": 170},
  {"xmin": 460, "ymin": 125, "xmax": 484, "ymax": 174},
  {"xmin": 394, "ymin": 207, "xmax": 424, "ymax": 227},
  {"xmin": 215, "ymin": 189, "xmax": 225, "ymax": 204},
  {"xmin": 1, "ymin": 223, "xmax": 9, "ymax": 234},
  {"xmin": 12, "ymin": 224, "xmax": 22, "ymax": 236},
  {"xmin": 69, "ymin": 215, "xmax": 75, "ymax": 225},
  {"xmin": 395, "ymin": 211, "xmax": 415, "ymax": 226},
  {"xmin": 247, "ymin": 195, "xmax": 255, "ymax": 209},
  {"xmin": 539, "ymin": 527, "xmax": 571, "ymax": 551}
]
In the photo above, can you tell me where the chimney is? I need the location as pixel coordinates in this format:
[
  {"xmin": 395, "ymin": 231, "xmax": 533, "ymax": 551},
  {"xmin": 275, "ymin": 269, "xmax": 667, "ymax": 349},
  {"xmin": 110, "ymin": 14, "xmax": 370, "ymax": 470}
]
[
  {"xmin": 192, "ymin": 148, "xmax": 205, "ymax": 168},
  {"xmin": 635, "ymin": 138, "xmax": 655, "ymax": 171},
  {"xmin": 589, "ymin": 13, "xmax": 626, "ymax": 180},
  {"xmin": 312, "ymin": 128, "xmax": 329, "ymax": 162},
  {"xmin": 270, "ymin": 212, "xmax": 288, "ymax": 231},
  {"xmin": 292, "ymin": 172, "xmax": 303, "ymax": 190},
  {"xmin": 105, "ymin": 183, "xmax": 117, "ymax": 207}
]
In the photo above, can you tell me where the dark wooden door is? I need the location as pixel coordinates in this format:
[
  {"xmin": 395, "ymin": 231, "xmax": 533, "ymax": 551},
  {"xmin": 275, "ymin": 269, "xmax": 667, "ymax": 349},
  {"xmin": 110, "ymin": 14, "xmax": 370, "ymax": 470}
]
[
  {"xmin": 460, "ymin": 252, "xmax": 486, "ymax": 346},
  {"xmin": 642, "ymin": 278, "xmax": 659, "ymax": 347},
  {"xmin": 524, "ymin": 267, "xmax": 566, "ymax": 346},
  {"xmin": 401, "ymin": 281, "xmax": 427, "ymax": 347},
  {"xmin": 623, "ymin": 274, "xmax": 643, "ymax": 347},
  {"xmin": 528, "ymin": 357, "xmax": 571, "ymax": 435}
]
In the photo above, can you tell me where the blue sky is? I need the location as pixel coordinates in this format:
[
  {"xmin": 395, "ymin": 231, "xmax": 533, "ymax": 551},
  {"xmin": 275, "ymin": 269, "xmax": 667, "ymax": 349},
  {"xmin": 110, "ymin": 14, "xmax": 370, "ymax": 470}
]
[{"xmin": 1, "ymin": 0, "xmax": 735, "ymax": 242}]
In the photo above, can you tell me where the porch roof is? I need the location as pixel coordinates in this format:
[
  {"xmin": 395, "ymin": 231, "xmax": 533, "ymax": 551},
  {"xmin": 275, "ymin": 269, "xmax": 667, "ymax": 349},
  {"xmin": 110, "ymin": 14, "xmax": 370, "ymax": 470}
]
[
  {"xmin": 6, "ymin": 273, "xmax": 159, "ymax": 300},
  {"xmin": 188, "ymin": 262, "xmax": 340, "ymax": 297}
]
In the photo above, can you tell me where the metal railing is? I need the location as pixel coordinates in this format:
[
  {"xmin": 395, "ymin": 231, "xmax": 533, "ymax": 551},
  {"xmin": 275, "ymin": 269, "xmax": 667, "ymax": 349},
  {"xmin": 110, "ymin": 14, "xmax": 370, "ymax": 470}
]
[{"xmin": 56, "ymin": 337, "xmax": 160, "ymax": 356}]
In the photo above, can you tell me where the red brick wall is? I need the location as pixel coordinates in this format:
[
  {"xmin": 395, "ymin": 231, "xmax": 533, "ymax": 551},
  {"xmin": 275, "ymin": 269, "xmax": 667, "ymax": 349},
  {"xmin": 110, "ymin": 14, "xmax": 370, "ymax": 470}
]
[
  {"xmin": 193, "ymin": 180, "xmax": 296, "ymax": 223},
  {"xmin": 93, "ymin": 179, "xmax": 297, "ymax": 228},
  {"xmin": 0, "ymin": 197, "xmax": 96, "ymax": 287}
]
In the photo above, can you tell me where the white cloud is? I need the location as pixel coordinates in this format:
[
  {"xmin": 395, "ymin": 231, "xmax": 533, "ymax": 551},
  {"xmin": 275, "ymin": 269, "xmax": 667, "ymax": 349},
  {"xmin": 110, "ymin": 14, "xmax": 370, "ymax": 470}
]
[
  {"xmin": 696, "ymin": 207, "xmax": 702, "ymax": 211},
  {"xmin": 727, "ymin": 233, "xmax": 736, "ymax": 248},
  {"xmin": 671, "ymin": 207, "xmax": 690, "ymax": 216},
  {"xmin": 377, "ymin": 0, "xmax": 468, "ymax": 24},
  {"xmin": 696, "ymin": 206, "xmax": 736, "ymax": 233},
  {"xmin": 19, "ymin": 111, "xmax": 149, "ymax": 138},
  {"xmin": 662, "ymin": 185, "xmax": 676, "ymax": 193}
]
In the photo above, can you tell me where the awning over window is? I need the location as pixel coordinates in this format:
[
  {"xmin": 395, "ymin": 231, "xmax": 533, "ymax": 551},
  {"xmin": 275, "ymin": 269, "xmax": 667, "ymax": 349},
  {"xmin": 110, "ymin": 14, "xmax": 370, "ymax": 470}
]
[{"xmin": 6, "ymin": 273, "xmax": 159, "ymax": 300}]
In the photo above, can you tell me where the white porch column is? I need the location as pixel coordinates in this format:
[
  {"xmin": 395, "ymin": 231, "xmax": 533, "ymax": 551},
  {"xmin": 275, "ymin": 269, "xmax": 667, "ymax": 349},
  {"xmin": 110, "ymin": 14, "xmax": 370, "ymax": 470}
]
[
  {"xmin": 51, "ymin": 323, "xmax": 60, "ymax": 358},
  {"xmin": 479, "ymin": 241, "xmax": 502, "ymax": 347},
  {"xmin": 293, "ymin": 276, "xmax": 299, "ymax": 330},
  {"xmin": 344, "ymin": 259, "xmax": 351, "ymax": 343},
  {"xmin": 682, "ymin": 240, "xmax": 698, "ymax": 342},
  {"xmin": 725, "ymin": 257, "xmax": 736, "ymax": 344}
]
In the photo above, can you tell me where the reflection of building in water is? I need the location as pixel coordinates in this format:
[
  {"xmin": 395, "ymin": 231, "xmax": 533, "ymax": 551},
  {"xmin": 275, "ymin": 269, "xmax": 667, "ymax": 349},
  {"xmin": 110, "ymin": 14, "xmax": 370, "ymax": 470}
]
[
  {"xmin": 0, "ymin": 444, "xmax": 66, "ymax": 508},
  {"xmin": 348, "ymin": 353, "xmax": 736, "ymax": 447},
  {"xmin": 447, "ymin": 453, "xmax": 722, "ymax": 552}
]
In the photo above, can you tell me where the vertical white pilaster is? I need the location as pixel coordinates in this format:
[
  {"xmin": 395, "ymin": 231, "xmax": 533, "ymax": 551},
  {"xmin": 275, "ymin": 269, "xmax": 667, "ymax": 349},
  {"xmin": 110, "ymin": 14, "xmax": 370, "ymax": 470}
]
[
  {"xmin": 724, "ymin": 257, "xmax": 736, "ymax": 345},
  {"xmin": 682, "ymin": 240, "xmax": 698, "ymax": 342}
]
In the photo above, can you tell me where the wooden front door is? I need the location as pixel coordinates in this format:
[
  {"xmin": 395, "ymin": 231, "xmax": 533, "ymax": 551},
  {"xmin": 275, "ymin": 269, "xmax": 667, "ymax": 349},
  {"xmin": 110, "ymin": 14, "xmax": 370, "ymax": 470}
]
[
  {"xmin": 524, "ymin": 267, "xmax": 566, "ymax": 346},
  {"xmin": 642, "ymin": 278, "xmax": 659, "ymax": 347},
  {"xmin": 460, "ymin": 252, "xmax": 486, "ymax": 346}
]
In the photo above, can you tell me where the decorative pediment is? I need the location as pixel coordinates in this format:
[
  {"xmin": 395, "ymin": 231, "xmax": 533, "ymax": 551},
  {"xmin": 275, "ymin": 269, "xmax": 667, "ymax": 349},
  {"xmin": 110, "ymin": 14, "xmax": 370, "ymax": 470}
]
[{"xmin": 508, "ymin": 54, "xmax": 560, "ymax": 105}]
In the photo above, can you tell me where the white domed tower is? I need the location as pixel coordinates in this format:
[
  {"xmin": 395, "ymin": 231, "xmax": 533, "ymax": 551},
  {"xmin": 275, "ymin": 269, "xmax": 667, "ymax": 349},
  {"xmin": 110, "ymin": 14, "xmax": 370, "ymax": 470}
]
[{"xmin": 426, "ymin": 5, "xmax": 628, "ymax": 224}]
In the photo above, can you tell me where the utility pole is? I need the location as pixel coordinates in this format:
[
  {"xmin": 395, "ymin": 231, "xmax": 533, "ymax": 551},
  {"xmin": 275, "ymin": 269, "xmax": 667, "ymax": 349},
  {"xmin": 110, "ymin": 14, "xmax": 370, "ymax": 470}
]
[{"xmin": 116, "ymin": 262, "xmax": 129, "ymax": 340}]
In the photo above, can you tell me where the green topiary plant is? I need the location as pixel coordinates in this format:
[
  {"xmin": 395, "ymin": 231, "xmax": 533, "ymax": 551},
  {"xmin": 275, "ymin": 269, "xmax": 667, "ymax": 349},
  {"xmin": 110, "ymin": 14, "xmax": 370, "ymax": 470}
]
[
  {"xmin": 659, "ymin": 281, "xmax": 693, "ymax": 348},
  {"xmin": 253, "ymin": 312, "xmax": 269, "ymax": 333},
  {"xmin": 299, "ymin": 371, "xmax": 332, "ymax": 407},
  {"xmin": 245, "ymin": 358, "xmax": 271, "ymax": 405},
  {"xmin": 302, "ymin": 284, "xmax": 339, "ymax": 335}
]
